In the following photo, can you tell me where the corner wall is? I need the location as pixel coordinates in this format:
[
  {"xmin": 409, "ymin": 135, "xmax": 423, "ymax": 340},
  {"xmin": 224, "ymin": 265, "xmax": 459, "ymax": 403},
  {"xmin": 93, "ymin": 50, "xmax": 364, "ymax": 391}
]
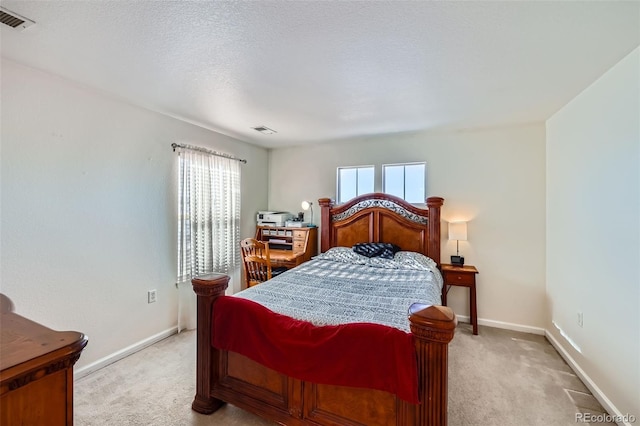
[
  {"xmin": 546, "ymin": 48, "xmax": 639, "ymax": 419},
  {"xmin": 268, "ymin": 124, "xmax": 546, "ymax": 331},
  {"xmin": 0, "ymin": 60, "xmax": 269, "ymax": 369}
]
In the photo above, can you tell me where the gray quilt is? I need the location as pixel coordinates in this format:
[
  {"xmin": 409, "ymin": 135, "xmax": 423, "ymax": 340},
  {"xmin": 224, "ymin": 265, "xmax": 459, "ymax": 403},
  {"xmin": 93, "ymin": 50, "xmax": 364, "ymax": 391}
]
[{"xmin": 235, "ymin": 255, "xmax": 443, "ymax": 333}]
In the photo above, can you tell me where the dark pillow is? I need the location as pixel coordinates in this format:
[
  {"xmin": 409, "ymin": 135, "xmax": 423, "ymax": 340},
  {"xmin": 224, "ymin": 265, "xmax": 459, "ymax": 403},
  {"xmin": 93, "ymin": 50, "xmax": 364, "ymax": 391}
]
[{"xmin": 353, "ymin": 242, "xmax": 401, "ymax": 259}]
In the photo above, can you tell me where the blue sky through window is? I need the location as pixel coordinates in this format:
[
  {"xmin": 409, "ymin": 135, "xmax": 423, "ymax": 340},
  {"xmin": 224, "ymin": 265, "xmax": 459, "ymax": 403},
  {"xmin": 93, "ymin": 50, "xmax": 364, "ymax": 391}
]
[
  {"xmin": 383, "ymin": 163, "xmax": 425, "ymax": 203},
  {"xmin": 338, "ymin": 166, "xmax": 374, "ymax": 203}
]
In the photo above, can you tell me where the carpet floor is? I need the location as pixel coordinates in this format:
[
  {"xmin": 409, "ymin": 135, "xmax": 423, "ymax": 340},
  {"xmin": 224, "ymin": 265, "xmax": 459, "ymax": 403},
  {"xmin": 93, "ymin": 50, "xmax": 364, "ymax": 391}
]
[{"xmin": 75, "ymin": 323, "xmax": 614, "ymax": 425}]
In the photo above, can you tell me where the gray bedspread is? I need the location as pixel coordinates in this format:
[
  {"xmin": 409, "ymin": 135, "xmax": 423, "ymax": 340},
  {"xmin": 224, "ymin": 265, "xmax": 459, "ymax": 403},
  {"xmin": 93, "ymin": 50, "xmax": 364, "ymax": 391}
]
[{"xmin": 235, "ymin": 257, "xmax": 443, "ymax": 333}]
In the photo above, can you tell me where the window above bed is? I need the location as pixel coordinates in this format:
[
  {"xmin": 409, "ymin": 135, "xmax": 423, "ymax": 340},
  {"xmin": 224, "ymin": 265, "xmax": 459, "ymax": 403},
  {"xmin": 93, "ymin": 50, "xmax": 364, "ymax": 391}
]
[
  {"xmin": 337, "ymin": 165, "xmax": 374, "ymax": 204},
  {"xmin": 336, "ymin": 162, "xmax": 427, "ymax": 205},
  {"xmin": 383, "ymin": 162, "xmax": 426, "ymax": 204}
]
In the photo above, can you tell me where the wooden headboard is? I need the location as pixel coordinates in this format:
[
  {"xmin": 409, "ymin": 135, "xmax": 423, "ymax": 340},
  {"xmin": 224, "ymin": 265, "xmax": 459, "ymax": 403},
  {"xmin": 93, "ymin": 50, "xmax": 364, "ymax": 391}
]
[{"xmin": 318, "ymin": 193, "xmax": 444, "ymax": 266}]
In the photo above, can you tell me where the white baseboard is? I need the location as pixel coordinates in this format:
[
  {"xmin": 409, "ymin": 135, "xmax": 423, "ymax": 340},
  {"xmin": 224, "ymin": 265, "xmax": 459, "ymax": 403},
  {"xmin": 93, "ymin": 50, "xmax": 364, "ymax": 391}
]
[
  {"xmin": 74, "ymin": 327, "xmax": 178, "ymax": 380},
  {"xmin": 545, "ymin": 331, "xmax": 632, "ymax": 426},
  {"xmin": 456, "ymin": 314, "xmax": 546, "ymax": 335}
]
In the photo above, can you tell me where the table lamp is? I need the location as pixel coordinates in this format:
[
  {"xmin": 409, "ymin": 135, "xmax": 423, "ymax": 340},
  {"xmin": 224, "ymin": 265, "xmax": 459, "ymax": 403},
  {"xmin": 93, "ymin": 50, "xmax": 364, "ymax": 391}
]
[
  {"xmin": 449, "ymin": 221, "xmax": 467, "ymax": 266},
  {"xmin": 301, "ymin": 200, "xmax": 313, "ymax": 225}
]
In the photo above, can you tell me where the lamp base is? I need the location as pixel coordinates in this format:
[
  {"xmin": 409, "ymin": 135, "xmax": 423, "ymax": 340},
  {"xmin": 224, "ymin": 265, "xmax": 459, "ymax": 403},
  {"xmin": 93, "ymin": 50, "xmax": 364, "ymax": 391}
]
[{"xmin": 450, "ymin": 255, "xmax": 465, "ymax": 267}]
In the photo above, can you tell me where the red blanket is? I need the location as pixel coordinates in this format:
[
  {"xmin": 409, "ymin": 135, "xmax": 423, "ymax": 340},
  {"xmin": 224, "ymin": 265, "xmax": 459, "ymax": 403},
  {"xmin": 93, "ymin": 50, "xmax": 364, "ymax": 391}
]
[{"xmin": 212, "ymin": 296, "xmax": 419, "ymax": 404}]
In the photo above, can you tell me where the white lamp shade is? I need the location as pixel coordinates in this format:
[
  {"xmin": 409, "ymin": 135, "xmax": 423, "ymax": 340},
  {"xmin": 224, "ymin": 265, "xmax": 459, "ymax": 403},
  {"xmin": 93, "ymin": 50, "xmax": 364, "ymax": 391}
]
[
  {"xmin": 301, "ymin": 200, "xmax": 314, "ymax": 225},
  {"xmin": 448, "ymin": 221, "xmax": 467, "ymax": 241}
]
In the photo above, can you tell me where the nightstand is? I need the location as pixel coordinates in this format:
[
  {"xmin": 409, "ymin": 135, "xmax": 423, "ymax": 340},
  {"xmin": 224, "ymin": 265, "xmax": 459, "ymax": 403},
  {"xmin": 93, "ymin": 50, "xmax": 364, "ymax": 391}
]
[{"xmin": 440, "ymin": 264, "xmax": 479, "ymax": 335}]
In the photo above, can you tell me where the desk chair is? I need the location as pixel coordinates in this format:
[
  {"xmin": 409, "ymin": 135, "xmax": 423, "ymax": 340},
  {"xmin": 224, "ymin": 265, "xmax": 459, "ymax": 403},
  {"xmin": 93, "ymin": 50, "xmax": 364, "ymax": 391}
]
[{"xmin": 240, "ymin": 238, "xmax": 287, "ymax": 288}]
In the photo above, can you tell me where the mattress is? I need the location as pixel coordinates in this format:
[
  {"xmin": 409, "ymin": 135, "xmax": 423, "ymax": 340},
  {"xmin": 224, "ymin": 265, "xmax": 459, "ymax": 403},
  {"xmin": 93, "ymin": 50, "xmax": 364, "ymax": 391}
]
[{"xmin": 235, "ymin": 249, "xmax": 443, "ymax": 333}]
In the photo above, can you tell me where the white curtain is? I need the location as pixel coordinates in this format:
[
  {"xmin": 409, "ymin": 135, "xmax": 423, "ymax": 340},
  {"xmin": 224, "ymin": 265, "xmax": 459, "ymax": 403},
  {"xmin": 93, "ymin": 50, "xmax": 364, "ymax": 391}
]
[{"xmin": 176, "ymin": 147, "xmax": 241, "ymax": 331}]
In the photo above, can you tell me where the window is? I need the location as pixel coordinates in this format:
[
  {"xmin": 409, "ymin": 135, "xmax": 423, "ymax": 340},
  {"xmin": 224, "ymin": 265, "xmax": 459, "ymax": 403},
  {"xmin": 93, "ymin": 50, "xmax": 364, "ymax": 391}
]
[
  {"xmin": 176, "ymin": 148, "xmax": 241, "ymax": 283},
  {"xmin": 383, "ymin": 162, "xmax": 426, "ymax": 204},
  {"xmin": 337, "ymin": 165, "xmax": 374, "ymax": 203}
]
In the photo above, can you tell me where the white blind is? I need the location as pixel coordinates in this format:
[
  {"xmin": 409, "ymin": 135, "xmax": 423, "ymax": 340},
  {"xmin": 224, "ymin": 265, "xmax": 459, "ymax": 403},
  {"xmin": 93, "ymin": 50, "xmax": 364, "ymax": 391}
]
[{"xmin": 176, "ymin": 148, "xmax": 241, "ymax": 283}]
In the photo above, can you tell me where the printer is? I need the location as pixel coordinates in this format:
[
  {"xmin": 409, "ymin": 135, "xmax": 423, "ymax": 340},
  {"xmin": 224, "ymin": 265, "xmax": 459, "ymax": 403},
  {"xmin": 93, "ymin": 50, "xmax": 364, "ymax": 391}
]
[{"xmin": 257, "ymin": 211, "xmax": 294, "ymax": 227}]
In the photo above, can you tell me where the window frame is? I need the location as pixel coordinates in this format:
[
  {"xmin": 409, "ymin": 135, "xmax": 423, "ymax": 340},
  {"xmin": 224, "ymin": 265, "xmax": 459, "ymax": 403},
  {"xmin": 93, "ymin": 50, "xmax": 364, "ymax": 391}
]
[
  {"xmin": 382, "ymin": 161, "xmax": 427, "ymax": 205},
  {"xmin": 336, "ymin": 165, "xmax": 375, "ymax": 204}
]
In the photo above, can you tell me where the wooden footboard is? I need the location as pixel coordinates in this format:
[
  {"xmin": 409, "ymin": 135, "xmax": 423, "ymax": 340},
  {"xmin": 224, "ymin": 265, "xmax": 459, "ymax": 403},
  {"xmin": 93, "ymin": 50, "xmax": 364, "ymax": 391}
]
[{"xmin": 192, "ymin": 275, "xmax": 457, "ymax": 426}]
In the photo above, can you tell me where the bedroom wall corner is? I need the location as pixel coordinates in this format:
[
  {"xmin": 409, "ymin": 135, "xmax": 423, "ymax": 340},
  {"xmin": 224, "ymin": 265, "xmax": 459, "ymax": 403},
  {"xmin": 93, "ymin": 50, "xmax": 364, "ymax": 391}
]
[{"xmin": 546, "ymin": 47, "xmax": 640, "ymax": 421}]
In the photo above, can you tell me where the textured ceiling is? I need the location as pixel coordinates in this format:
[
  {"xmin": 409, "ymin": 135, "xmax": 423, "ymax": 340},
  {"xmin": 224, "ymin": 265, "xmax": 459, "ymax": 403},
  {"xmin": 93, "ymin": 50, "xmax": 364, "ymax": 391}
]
[{"xmin": 1, "ymin": 1, "xmax": 638, "ymax": 148}]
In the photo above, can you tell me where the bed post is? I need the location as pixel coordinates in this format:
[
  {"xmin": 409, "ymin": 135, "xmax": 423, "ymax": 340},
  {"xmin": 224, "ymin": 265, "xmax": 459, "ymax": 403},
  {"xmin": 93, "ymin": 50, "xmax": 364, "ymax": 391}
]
[
  {"xmin": 318, "ymin": 198, "xmax": 333, "ymax": 253},
  {"xmin": 426, "ymin": 197, "xmax": 444, "ymax": 266},
  {"xmin": 409, "ymin": 304, "xmax": 456, "ymax": 426},
  {"xmin": 191, "ymin": 273, "xmax": 229, "ymax": 414}
]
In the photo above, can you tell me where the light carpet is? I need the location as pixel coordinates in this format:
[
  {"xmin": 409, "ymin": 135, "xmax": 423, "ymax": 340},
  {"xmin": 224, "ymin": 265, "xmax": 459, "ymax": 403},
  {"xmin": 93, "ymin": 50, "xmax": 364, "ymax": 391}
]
[{"xmin": 75, "ymin": 323, "xmax": 614, "ymax": 425}]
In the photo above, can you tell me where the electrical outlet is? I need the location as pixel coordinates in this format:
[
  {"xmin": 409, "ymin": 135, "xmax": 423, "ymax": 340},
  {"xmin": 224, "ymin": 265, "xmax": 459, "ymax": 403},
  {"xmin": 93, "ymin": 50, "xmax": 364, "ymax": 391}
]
[
  {"xmin": 148, "ymin": 289, "xmax": 157, "ymax": 304},
  {"xmin": 577, "ymin": 311, "xmax": 583, "ymax": 328}
]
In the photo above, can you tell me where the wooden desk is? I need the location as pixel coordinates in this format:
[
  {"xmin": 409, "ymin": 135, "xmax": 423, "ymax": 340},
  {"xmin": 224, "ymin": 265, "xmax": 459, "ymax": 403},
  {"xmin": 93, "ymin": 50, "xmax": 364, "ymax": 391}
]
[
  {"xmin": 255, "ymin": 226, "xmax": 317, "ymax": 269},
  {"xmin": 268, "ymin": 249, "xmax": 305, "ymax": 268},
  {"xmin": 1, "ymin": 294, "xmax": 87, "ymax": 425}
]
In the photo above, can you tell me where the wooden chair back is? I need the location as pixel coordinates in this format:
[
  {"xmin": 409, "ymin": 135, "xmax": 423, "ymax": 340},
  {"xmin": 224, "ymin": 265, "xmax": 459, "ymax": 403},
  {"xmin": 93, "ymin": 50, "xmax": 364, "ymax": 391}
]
[{"xmin": 240, "ymin": 238, "xmax": 274, "ymax": 288}]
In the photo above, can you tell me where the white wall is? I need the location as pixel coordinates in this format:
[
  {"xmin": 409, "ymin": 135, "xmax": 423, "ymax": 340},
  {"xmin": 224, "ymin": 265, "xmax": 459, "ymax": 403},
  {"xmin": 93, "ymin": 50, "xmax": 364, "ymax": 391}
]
[
  {"xmin": 269, "ymin": 124, "xmax": 546, "ymax": 331},
  {"xmin": 0, "ymin": 60, "xmax": 269, "ymax": 369},
  {"xmin": 546, "ymin": 48, "xmax": 639, "ymax": 419}
]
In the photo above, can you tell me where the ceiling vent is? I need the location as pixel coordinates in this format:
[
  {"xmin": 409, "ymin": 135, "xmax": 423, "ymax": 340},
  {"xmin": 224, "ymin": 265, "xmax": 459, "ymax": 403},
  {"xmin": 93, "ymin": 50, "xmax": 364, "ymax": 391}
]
[
  {"xmin": 0, "ymin": 7, "xmax": 35, "ymax": 31},
  {"xmin": 252, "ymin": 126, "xmax": 277, "ymax": 135}
]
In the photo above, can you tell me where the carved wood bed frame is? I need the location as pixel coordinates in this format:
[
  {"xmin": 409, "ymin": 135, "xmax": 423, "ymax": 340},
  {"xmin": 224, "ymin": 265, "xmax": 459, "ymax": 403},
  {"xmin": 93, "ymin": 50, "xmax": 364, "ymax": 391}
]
[{"xmin": 191, "ymin": 193, "xmax": 456, "ymax": 426}]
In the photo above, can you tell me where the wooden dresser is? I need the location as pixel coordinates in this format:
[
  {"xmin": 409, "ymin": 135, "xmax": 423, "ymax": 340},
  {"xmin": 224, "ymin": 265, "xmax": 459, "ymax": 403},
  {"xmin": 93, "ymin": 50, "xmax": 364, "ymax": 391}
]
[
  {"xmin": 0, "ymin": 294, "xmax": 87, "ymax": 425},
  {"xmin": 255, "ymin": 226, "xmax": 318, "ymax": 268}
]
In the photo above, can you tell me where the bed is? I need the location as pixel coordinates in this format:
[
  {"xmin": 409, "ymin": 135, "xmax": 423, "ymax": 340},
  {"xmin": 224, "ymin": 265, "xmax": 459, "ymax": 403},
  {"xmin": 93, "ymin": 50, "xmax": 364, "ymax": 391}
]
[{"xmin": 191, "ymin": 193, "xmax": 456, "ymax": 425}]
